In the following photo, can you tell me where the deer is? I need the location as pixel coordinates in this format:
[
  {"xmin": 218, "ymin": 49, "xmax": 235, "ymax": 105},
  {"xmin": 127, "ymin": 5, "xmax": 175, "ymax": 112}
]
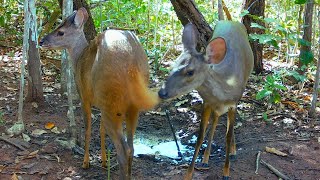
[
  {"xmin": 40, "ymin": 7, "xmax": 158, "ymax": 180},
  {"xmin": 158, "ymin": 21, "xmax": 254, "ymax": 180}
]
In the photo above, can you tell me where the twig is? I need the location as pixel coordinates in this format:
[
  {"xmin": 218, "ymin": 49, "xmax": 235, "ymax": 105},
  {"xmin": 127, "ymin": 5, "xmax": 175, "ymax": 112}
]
[
  {"xmin": 165, "ymin": 110, "xmax": 182, "ymax": 158},
  {"xmin": 255, "ymin": 151, "xmax": 261, "ymax": 174},
  {"xmin": 0, "ymin": 136, "xmax": 27, "ymax": 151},
  {"xmin": 260, "ymin": 159, "xmax": 291, "ymax": 180}
]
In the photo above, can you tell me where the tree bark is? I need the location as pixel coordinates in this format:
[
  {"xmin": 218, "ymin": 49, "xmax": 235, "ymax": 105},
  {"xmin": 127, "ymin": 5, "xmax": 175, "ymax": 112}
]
[
  {"xmin": 58, "ymin": 0, "xmax": 97, "ymax": 41},
  {"xmin": 309, "ymin": 10, "xmax": 319, "ymax": 118},
  {"xmin": 242, "ymin": 0, "xmax": 265, "ymax": 74},
  {"xmin": 299, "ymin": 0, "xmax": 314, "ymax": 69},
  {"xmin": 170, "ymin": 0, "xmax": 213, "ymax": 50},
  {"xmin": 26, "ymin": 0, "xmax": 44, "ymax": 103}
]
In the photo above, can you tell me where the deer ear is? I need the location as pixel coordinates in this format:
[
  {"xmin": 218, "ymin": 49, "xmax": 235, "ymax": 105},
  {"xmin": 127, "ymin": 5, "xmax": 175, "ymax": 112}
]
[
  {"xmin": 205, "ymin": 38, "xmax": 226, "ymax": 64},
  {"xmin": 74, "ymin": 7, "xmax": 88, "ymax": 28},
  {"xmin": 182, "ymin": 23, "xmax": 199, "ymax": 52}
]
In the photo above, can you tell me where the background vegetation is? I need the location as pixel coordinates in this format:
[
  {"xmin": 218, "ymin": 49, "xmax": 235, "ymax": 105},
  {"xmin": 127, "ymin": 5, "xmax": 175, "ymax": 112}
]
[{"xmin": 0, "ymin": 0, "xmax": 319, "ymax": 112}]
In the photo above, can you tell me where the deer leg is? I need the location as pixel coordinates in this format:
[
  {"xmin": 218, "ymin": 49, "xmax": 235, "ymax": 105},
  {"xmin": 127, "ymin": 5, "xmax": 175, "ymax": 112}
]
[
  {"xmin": 230, "ymin": 129, "xmax": 236, "ymax": 160},
  {"xmin": 200, "ymin": 111, "xmax": 219, "ymax": 168},
  {"xmin": 82, "ymin": 100, "xmax": 92, "ymax": 169},
  {"xmin": 223, "ymin": 107, "xmax": 236, "ymax": 179},
  {"xmin": 185, "ymin": 104, "xmax": 211, "ymax": 180},
  {"xmin": 100, "ymin": 120, "xmax": 107, "ymax": 167},
  {"xmin": 103, "ymin": 113, "xmax": 130, "ymax": 180},
  {"xmin": 125, "ymin": 106, "xmax": 139, "ymax": 177}
]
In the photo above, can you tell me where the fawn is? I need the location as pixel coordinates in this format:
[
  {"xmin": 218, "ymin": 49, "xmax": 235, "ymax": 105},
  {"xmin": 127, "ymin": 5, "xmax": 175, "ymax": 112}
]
[
  {"xmin": 40, "ymin": 7, "xmax": 158, "ymax": 180},
  {"xmin": 158, "ymin": 21, "xmax": 254, "ymax": 179}
]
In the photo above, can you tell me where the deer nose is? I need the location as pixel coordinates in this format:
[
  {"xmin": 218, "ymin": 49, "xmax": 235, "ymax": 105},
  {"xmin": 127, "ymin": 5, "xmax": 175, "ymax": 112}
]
[
  {"xmin": 39, "ymin": 39, "xmax": 44, "ymax": 46},
  {"xmin": 158, "ymin": 89, "xmax": 168, "ymax": 99}
]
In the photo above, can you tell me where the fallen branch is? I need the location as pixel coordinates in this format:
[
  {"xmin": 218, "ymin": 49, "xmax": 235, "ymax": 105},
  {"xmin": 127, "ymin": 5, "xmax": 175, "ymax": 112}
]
[
  {"xmin": 260, "ymin": 159, "xmax": 291, "ymax": 180},
  {"xmin": 265, "ymin": 146, "xmax": 288, "ymax": 157},
  {"xmin": 0, "ymin": 136, "xmax": 27, "ymax": 151},
  {"xmin": 255, "ymin": 151, "xmax": 261, "ymax": 174}
]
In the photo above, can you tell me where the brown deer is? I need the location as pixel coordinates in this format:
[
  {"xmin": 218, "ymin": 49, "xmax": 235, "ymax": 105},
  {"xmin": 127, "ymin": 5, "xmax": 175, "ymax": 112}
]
[
  {"xmin": 158, "ymin": 21, "xmax": 254, "ymax": 179},
  {"xmin": 40, "ymin": 8, "xmax": 158, "ymax": 180}
]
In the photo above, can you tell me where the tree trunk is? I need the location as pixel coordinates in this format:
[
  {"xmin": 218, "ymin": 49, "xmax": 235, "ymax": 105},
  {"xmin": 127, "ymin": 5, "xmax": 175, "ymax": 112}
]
[
  {"xmin": 218, "ymin": 0, "xmax": 224, "ymax": 20},
  {"xmin": 26, "ymin": 0, "xmax": 44, "ymax": 103},
  {"xmin": 58, "ymin": 0, "xmax": 97, "ymax": 41},
  {"xmin": 57, "ymin": 0, "xmax": 96, "ymax": 94},
  {"xmin": 309, "ymin": 10, "xmax": 319, "ymax": 118},
  {"xmin": 299, "ymin": 0, "xmax": 314, "ymax": 69},
  {"xmin": 170, "ymin": 0, "xmax": 213, "ymax": 50},
  {"xmin": 242, "ymin": 0, "xmax": 265, "ymax": 74}
]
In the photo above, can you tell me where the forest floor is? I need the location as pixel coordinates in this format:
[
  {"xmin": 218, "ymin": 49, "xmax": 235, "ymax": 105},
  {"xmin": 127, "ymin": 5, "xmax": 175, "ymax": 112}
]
[{"xmin": 0, "ymin": 46, "xmax": 320, "ymax": 180}]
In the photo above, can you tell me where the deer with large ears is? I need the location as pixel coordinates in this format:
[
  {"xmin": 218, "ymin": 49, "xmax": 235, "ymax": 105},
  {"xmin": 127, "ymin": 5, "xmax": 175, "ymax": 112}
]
[
  {"xmin": 40, "ymin": 7, "xmax": 158, "ymax": 180},
  {"xmin": 158, "ymin": 21, "xmax": 254, "ymax": 179}
]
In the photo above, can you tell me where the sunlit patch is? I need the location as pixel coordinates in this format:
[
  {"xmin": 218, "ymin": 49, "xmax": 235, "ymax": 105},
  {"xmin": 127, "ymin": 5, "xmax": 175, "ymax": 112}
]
[{"xmin": 226, "ymin": 76, "xmax": 236, "ymax": 86}]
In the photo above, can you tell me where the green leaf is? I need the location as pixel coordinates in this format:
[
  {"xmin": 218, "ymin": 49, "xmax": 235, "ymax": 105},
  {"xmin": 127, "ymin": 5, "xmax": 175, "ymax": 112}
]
[
  {"xmin": 240, "ymin": 10, "xmax": 249, "ymax": 17},
  {"xmin": 262, "ymin": 112, "xmax": 268, "ymax": 121},
  {"xmin": 256, "ymin": 89, "xmax": 272, "ymax": 100},
  {"xmin": 251, "ymin": 22, "xmax": 266, "ymax": 30},
  {"xmin": 0, "ymin": 16, "xmax": 4, "ymax": 27},
  {"xmin": 264, "ymin": 18, "xmax": 276, "ymax": 23},
  {"xmin": 300, "ymin": 51, "xmax": 314, "ymax": 65},
  {"xmin": 266, "ymin": 75, "xmax": 275, "ymax": 84},
  {"xmin": 274, "ymin": 84, "xmax": 287, "ymax": 90},
  {"xmin": 294, "ymin": 0, "xmax": 307, "ymax": 4},
  {"xmin": 298, "ymin": 38, "xmax": 312, "ymax": 46},
  {"xmin": 273, "ymin": 93, "xmax": 281, "ymax": 103}
]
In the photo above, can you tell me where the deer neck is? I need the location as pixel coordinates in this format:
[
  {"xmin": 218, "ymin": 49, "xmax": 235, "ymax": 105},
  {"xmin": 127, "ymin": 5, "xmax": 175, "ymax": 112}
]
[{"xmin": 67, "ymin": 33, "xmax": 89, "ymax": 66}]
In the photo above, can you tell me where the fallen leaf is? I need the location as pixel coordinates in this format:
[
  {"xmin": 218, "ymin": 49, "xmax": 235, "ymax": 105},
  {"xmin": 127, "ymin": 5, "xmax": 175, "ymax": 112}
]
[
  {"xmin": 45, "ymin": 122, "xmax": 55, "ymax": 130},
  {"xmin": 51, "ymin": 127, "xmax": 60, "ymax": 134},
  {"xmin": 177, "ymin": 107, "xmax": 188, "ymax": 113},
  {"xmin": 7, "ymin": 123, "xmax": 24, "ymax": 136},
  {"xmin": 0, "ymin": 165, "xmax": 6, "ymax": 172},
  {"xmin": 265, "ymin": 146, "xmax": 287, "ymax": 157},
  {"xmin": 174, "ymin": 99, "xmax": 188, "ymax": 107},
  {"xmin": 11, "ymin": 173, "xmax": 18, "ymax": 180},
  {"xmin": 234, "ymin": 122, "xmax": 243, "ymax": 129},
  {"xmin": 22, "ymin": 133, "xmax": 31, "ymax": 142},
  {"xmin": 31, "ymin": 129, "xmax": 47, "ymax": 137},
  {"xmin": 28, "ymin": 150, "xmax": 39, "ymax": 158},
  {"xmin": 31, "ymin": 102, "xmax": 38, "ymax": 108}
]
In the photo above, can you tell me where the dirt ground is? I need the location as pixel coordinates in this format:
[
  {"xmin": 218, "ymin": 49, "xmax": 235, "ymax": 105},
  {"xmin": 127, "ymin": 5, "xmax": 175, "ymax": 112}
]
[{"xmin": 0, "ymin": 47, "xmax": 320, "ymax": 180}]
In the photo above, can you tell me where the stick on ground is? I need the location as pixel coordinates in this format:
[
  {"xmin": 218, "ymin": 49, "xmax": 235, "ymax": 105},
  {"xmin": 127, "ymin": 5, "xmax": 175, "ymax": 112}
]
[{"xmin": 260, "ymin": 159, "xmax": 291, "ymax": 180}]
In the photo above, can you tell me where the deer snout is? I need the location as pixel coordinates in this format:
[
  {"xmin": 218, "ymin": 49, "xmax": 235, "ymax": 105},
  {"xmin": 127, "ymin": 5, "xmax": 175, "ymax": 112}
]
[
  {"xmin": 39, "ymin": 39, "xmax": 44, "ymax": 46},
  {"xmin": 39, "ymin": 38, "xmax": 44, "ymax": 46},
  {"xmin": 158, "ymin": 88, "xmax": 169, "ymax": 99}
]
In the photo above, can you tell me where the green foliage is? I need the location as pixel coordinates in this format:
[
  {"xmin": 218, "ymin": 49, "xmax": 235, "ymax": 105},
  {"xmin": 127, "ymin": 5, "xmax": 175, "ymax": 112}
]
[
  {"xmin": 256, "ymin": 74, "xmax": 287, "ymax": 104},
  {"xmin": 288, "ymin": 70, "xmax": 307, "ymax": 82},
  {"xmin": 89, "ymin": 0, "xmax": 183, "ymax": 73},
  {"xmin": 0, "ymin": 111, "xmax": 4, "ymax": 126},
  {"xmin": 299, "ymin": 50, "xmax": 314, "ymax": 65},
  {"xmin": 294, "ymin": 0, "xmax": 307, "ymax": 4},
  {"xmin": 248, "ymin": 16, "xmax": 298, "ymax": 50}
]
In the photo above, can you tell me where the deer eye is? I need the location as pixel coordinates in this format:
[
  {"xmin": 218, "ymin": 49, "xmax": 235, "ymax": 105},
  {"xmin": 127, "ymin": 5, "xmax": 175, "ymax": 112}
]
[
  {"xmin": 57, "ymin": 31, "xmax": 64, "ymax": 36},
  {"xmin": 186, "ymin": 70, "xmax": 194, "ymax": 76}
]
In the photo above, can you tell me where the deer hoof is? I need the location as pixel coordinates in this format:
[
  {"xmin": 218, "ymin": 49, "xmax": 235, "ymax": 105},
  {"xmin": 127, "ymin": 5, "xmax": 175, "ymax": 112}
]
[
  {"xmin": 222, "ymin": 176, "xmax": 230, "ymax": 180},
  {"xmin": 101, "ymin": 161, "xmax": 107, "ymax": 168},
  {"xmin": 229, "ymin": 154, "xmax": 237, "ymax": 161},
  {"xmin": 82, "ymin": 161, "xmax": 90, "ymax": 169}
]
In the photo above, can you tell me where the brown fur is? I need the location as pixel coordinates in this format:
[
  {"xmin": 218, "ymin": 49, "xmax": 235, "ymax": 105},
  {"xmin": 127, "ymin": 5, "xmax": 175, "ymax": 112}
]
[{"xmin": 40, "ymin": 8, "xmax": 158, "ymax": 180}]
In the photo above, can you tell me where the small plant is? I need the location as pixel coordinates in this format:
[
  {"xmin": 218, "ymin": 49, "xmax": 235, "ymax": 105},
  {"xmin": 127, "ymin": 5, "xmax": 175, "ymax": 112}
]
[
  {"xmin": 0, "ymin": 111, "xmax": 4, "ymax": 126},
  {"xmin": 256, "ymin": 74, "xmax": 287, "ymax": 104}
]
